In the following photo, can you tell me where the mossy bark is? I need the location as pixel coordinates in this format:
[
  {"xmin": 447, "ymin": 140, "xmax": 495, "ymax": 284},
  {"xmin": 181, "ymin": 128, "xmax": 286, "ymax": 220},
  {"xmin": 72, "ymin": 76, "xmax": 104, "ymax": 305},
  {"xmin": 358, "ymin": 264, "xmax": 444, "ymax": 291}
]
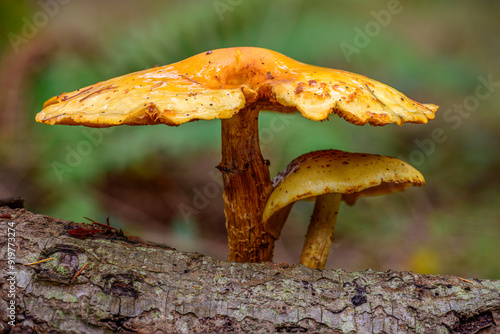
[{"xmin": 1, "ymin": 207, "xmax": 499, "ymax": 333}]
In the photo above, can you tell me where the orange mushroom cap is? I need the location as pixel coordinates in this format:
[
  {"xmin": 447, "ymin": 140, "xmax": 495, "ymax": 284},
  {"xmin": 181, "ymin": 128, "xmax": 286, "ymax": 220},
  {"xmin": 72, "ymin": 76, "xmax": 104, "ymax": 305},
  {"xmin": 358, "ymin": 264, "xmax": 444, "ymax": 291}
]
[
  {"xmin": 36, "ymin": 47, "xmax": 438, "ymax": 127},
  {"xmin": 263, "ymin": 150, "xmax": 425, "ymax": 238}
]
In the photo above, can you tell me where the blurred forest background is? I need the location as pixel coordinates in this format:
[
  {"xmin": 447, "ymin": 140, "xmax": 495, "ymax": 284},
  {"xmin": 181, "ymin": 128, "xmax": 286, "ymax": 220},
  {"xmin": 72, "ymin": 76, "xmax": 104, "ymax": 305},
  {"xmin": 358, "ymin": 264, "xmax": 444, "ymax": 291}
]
[{"xmin": 1, "ymin": 0, "xmax": 499, "ymax": 278}]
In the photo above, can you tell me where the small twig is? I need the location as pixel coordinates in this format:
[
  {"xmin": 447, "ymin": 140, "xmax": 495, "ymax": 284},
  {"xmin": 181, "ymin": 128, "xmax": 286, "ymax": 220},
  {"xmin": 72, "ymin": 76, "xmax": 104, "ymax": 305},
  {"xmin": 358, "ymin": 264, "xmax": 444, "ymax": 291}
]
[
  {"xmin": 458, "ymin": 277, "xmax": 474, "ymax": 284},
  {"xmin": 72, "ymin": 262, "xmax": 90, "ymax": 281},
  {"xmin": 83, "ymin": 216, "xmax": 119, "ymax": 231},
  {"xmin": 25, "ymin": 257, "xmax": 54, "ymax": 266}
]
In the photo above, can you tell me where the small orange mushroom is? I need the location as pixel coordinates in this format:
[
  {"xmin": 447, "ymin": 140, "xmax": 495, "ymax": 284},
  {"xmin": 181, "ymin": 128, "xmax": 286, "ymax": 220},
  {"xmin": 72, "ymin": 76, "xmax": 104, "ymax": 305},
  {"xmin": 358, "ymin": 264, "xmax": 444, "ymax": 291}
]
[
  {"xmin": 263, "ymin": 149, "xmax": 425, "ymax": 269},
  {"xmin": 36, "ymin": 47, "xmax": 437, "ymax": 263}
]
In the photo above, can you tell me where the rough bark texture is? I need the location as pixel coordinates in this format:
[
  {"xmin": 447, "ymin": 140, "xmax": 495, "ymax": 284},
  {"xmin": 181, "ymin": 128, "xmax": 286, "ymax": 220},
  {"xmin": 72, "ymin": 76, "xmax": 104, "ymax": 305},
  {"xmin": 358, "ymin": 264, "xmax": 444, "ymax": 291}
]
[
  {"xmin": 1, "ymin": 206, "xmax": 499, "ymax": 334},
  {"xmin": 219, "ymin": 107, "xmax": 275, "ymax": 263}
]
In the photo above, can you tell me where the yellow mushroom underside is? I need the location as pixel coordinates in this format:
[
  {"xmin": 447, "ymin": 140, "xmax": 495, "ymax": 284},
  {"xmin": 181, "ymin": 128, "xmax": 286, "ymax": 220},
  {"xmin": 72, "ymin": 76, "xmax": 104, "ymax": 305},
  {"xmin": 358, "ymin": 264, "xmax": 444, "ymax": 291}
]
[
  {"xmin": 263, "ymin": 150, "xmax": 425, "ymax": 226},
  {"xmin": 36, "ymin": 47, "xmax": 438, "ymax": 127}
]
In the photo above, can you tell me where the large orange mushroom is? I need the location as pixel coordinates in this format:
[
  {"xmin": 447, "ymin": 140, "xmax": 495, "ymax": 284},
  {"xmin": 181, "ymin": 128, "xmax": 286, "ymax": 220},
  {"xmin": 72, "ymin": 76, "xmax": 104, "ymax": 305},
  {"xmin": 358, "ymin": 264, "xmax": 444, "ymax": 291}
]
[{"xmin": 36, "ymin": 47, "xmax": 437, "ymax": 263}]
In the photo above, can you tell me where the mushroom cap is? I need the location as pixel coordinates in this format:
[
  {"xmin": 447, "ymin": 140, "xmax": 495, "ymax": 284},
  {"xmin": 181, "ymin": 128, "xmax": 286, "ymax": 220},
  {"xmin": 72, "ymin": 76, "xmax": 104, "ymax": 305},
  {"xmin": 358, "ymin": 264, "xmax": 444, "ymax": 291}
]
[
  {"xmin": 262, "ymin": 149, "xmax": 425, "ymax": 230},
  {"xmin": 36, "ymin": 47, "xmax": 438, "ymax": 127}
]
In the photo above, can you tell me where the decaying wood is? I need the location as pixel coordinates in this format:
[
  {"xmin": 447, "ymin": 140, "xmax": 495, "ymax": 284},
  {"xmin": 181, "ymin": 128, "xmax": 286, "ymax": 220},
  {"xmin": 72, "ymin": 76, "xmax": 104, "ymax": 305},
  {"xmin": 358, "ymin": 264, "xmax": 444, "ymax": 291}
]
[{"xmin": 1, "ymin": 206, "xmax": 499, "ymax": 333}]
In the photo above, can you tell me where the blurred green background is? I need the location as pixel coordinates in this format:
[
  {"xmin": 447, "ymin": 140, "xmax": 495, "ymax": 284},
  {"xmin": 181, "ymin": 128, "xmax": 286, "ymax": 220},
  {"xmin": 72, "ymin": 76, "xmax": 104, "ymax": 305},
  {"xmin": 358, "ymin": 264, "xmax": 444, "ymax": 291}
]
[{"xmin": 1, "ymin": 0, "xmax": 499, "ymax": 278}]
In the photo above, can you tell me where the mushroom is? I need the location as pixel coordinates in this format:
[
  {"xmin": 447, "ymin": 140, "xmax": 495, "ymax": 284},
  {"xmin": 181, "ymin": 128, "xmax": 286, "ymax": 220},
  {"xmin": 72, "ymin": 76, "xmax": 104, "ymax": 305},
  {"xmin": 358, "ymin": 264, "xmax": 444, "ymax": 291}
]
[
  {"xmin": 262, "ymin": 149, "xmax": 425, "ymax": 269},
  {"xmin": 36, "ymin": 47, "xmax": 437, "ymax": 263}
]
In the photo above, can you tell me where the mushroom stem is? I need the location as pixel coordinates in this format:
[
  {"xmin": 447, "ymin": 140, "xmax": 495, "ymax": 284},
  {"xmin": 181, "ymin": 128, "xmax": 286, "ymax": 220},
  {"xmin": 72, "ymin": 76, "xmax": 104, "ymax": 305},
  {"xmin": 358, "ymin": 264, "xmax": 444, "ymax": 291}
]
[
  {"xmin": 300, "ymin": 193, "xmax": 342, "ymax": 269},
  {"xmin": 219, "ymin": 107, "xmax": 274, "ymax": 262}
]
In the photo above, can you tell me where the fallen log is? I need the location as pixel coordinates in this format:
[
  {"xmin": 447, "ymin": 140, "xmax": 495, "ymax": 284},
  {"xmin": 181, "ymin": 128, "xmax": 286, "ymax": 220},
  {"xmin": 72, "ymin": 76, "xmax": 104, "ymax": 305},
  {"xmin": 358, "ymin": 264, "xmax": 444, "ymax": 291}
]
[{"xmin": 1, "ymin": 206, "xmax": 499, "ymax": 333}]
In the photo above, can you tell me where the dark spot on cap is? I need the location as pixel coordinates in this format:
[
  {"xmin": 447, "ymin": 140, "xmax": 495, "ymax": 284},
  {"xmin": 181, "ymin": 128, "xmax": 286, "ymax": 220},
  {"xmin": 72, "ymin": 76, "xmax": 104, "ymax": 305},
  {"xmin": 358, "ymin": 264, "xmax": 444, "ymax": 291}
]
[
  {"xmin": 206, "ymin": 50, "xmax": 213, "ymax": 55},
  {"xmin": 295, "ymin": 82, "xmax": 306, "ymax": 95}
]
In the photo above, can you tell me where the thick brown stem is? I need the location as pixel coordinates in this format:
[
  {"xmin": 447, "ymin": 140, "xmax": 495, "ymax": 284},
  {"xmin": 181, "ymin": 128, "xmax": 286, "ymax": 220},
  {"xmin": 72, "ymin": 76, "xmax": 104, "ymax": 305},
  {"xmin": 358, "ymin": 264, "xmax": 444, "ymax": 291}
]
[
  {"xmin": 219, "ymin": 107, "xmax": 274, "ymax": 262},
  {"xmin": 300, "ymin": 193, "xmax": 342, "ymax": 269}
]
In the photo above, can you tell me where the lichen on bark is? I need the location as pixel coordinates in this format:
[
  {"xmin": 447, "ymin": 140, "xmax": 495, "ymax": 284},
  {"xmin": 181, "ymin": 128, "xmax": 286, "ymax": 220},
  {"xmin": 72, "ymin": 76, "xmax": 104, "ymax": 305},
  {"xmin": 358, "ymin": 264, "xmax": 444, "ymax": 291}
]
[{"xmin": 1, "ymin": 207, "xmax": 499, "ymax": 333}]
